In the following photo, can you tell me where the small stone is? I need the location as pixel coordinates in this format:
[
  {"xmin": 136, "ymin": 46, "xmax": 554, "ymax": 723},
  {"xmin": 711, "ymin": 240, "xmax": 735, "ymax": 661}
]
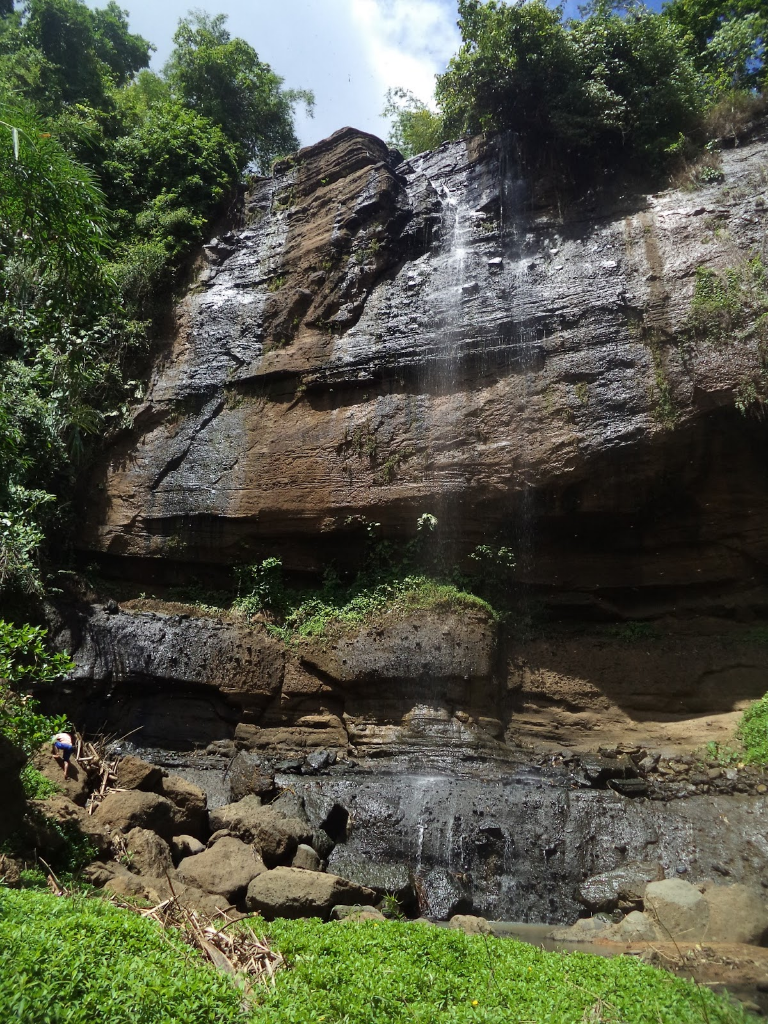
[
  {"xmin": 756, "ymin": 784, "xmax": 767, "ymax": 794},
  {"xmin": 292, "ymin": 844, "xmax": 322, "ymax": 872}
]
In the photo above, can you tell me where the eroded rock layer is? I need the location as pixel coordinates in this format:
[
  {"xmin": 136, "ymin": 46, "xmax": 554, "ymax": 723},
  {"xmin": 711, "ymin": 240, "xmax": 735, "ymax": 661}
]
[{"xmin": 81, "ymin": 126, "xmax": 768, "ymax": 614}]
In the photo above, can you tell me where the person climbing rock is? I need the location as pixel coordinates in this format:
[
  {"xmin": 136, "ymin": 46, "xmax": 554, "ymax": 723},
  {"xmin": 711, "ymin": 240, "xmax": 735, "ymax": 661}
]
[{"xmin": 51, "ymin": 731, "xmax": 74, "ymax": 779}]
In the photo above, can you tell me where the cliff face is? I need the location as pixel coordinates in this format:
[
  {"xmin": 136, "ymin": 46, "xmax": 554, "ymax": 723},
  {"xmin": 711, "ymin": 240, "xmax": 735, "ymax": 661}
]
[{"xmin": 64, "ymin": 125, "xmax": 768, "ymax": 755}]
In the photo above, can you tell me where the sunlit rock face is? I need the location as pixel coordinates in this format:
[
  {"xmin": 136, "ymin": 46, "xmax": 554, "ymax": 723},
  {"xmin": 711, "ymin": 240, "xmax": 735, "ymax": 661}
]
[
  {"xmin": 67, "ymin": 125, "xmax": 768, "ymax": 755},
  {"xmin": 82, "ymin": 124, "xmax": 768, "ymax": 612}
]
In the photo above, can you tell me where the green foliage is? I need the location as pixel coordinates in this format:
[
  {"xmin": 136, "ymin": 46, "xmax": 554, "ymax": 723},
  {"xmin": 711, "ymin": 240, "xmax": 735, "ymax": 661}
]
[
  {"xmin": 737, "ymin": 692, "xmax": 768, "ymax": 764},
  {"xmin": 0, "ymin": 620, "xmax": 71, "ymax": 759},
  {"xmin": 0, "ymin": 889, "xmax": 246, "ymax": 1022},
  {"xmin": 688, "ymin": 255, "xmax": 768, "ymax": 346},
  {"xmin": 434, "ymin": 0, "xmax": 703, "ymax": 171},
  {"xmin": 164, "ymin": 11, "xmax": 313, "ymax": 171},
  {"xmin": 249, "ymin": 917, "xmax": 748, "ymax": 1024},
  {"xmin": 234, "ymin": 516, "xmax": 497, "ymax": 642},
  {"xmin": 383, "ymin": 87, "xmax": 448, "ymax": 158},
  {"xmin": 703, "ymin": 739, "xmax": 741, "ymax": 765},
  {"xmin": 664, "ymin": 0, "xmax": 766, "ymax": 96},
  {"xmin": 610, "ymin": 620, "xmax": 656, "ymax": 642}
]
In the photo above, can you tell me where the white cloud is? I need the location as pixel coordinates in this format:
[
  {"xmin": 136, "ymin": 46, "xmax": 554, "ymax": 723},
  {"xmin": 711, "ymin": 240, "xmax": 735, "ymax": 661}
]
[{"xmin": 349, "ymin": 0, "xmax": 460, "ymax": 108}]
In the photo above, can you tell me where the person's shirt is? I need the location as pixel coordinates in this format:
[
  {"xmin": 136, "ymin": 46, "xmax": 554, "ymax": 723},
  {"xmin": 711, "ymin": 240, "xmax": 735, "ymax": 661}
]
[{"xmin": 52, "ymin": 732, "xmax": 73, "ymax": 747}]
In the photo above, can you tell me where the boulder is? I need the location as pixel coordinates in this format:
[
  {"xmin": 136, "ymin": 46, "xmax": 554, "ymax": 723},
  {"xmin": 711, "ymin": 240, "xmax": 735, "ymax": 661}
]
[
  {"xmin": 292, "ymin": 844, "xmax": 322, "ymax": 872},
  {"xmin": 103, "ymin": 864, "xmax": 149, "ymax": 899},
  {"xmin": 96, "ymin": 790, "xmax": 176, "ymax": 842},
  {"xmin": 177, "ymin": 836, "xmax": 267, "ymax": 901},
  {"xmin": 30, "ymin": 794, "xmax": 111, "ymax": 853},
  {"xmin": 116, "ymin": 755, "xmax": 163, "ymax": 792},
  {"xmin": 326, "ymin": 851, "xmax": 415, "ymax": 909},
  {"xmin": 613, "ymin": 911, "xmax": 661, "ymax": 943},
  {"xmin": 32, "ymin": 748, "xmax": 90, "ymax": 806},
  {"xmin": 159, "ymin": 774, "xmax": 207, "ymax": 838},
  {"xmin": 644, "ymin": 879, "xmax": 709, "ymax": 942},
  {"xmin": 550, "ymin": 917, "xmax": 615, "ymax": 941},
  {"xmin": 701, "ymin": 882, "xmax": 768, "ymax": 945},
  {"xmin": 227, "ymin": 752, "xmax": 277, "ymax": 803},
  {"xmin": 125, "ymin": 828, "xmax": 173, "ymax": 878},
  {"xmin": 333, "ymin": 905, "xmax": 387, "ymax": 922},
  {"xmin": 577, "ymin": 861, "xmax": 664, "ymax": 913},
  {"xmin": 0, "ymin": 854, "xmax": 22, "ymax": 887},
  {"xmin": 142, "ymin": 876, "xmax": 237, "ymax": 919},
  {"xmin": 172, "ymin": 835, "xmax": 206, "ymax": 863},
  {"xmin": 449, "ymin": 915, "xmax": 493, "ymax": 935},
  {"xmin": 246, "ymin": 866, "xmax": 377, "ymax": 920},
  {"xmin": 422, "ymin": 867, "xmax": 472, "ymax": 920},
  {"xmin": 209, "ymin": 798, "xmax": 311, "ymax": 867}
]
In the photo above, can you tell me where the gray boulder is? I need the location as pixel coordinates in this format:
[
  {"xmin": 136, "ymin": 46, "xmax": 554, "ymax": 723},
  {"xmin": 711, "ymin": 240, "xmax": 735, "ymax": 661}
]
[
  {"xmin": 177, "ymin": 836, "xmax": 266, "ymax": 900},
  {"xmin": 422, "ymin": 867, "xmax": 472, "ymax": 920},
  {"xmin": 292, "ymin": 844, "xmax": 323, "ymax": 872},
  {"xmin": 613, "ymin": 911, "xmax": 661, "ymax": 943},
  {"xmin": 227, "ymin": 751, "xmax": 276, "ymax": 803},
  {"xmin": 577, "ymin": 861, "xmax": 664, "ymax": 913},
  {"xmin": 96, "ymin": 790, "xmax": 176, "ymax": 842},
  {"xmin": 644, "ymin": 879, "xmax": 709, "ymax": 942},
  {"xmin": 246, "ymin": 866, "xmax": 377, "ymax": 920},
  {"xmin": 327, "ymin": 851, "xmax": 415, "ymax": 909}
]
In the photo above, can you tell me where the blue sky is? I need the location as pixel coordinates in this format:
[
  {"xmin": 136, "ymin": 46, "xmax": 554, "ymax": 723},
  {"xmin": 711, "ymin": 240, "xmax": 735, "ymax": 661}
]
[{"xmin": 84, "ymin": 0, "xmax": 660, "ymax": 148}]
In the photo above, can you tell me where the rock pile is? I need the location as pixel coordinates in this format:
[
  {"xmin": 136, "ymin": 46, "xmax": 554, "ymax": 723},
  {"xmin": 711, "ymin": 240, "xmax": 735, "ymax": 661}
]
[
  {"xmin": 16, "ymin": 750, "xmax": 384, "ymax": 922},
  {"xmin": 552, "ymin": 867, "xmax": 768, "ymax": 946},
  {"xmin": 541, "ymin": 747, "xmax": 768, "ymax": 801}
]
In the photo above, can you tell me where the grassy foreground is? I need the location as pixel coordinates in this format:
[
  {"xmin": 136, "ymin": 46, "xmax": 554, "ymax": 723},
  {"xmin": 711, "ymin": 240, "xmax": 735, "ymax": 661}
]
[{"xmin": 0, "ymin": 890, "xmax": 753, "ymax": 1024}]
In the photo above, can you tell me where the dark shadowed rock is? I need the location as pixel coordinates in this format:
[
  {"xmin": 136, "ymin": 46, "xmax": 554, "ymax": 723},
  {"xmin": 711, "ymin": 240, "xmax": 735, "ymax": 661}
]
[
  {"xmin": 326, "ymin": 851, "xmax": 415, "ymax": 907},
  {"xmin": 159, "ymin": 774, "xmax": 207, "ymax": 838},
  {"xmin": 177, "ymin": 836, "xmax": 266, "ymax": 900},
  {"xmin": 245, "ymin": 866, "xmax": 377, "ymax": 920},
  {"xmin": 227, "ymin": 752, "xmax": 276, "ymax": 803},
  {"xmin": 30, "ymin": 794, "xmax": 111, "ymax": 853},
  {"xmin": 422, "ymin": 867, "xmax": 473, "ymax": 920}
]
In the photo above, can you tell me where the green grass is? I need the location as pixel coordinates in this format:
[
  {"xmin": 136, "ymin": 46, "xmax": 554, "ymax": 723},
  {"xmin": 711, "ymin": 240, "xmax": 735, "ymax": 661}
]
[
  {"xmin": 247, "ymin": 918, "xmax": 748, "ymax": 1024},
  {"xmin": 0, "ymin": 889, "xmax": 245, "ymax": 1024},
  {"xmin": 267, "ymin": 575, "xmax": 493, "ymax": 643},
  {"xmin": 737, "ymin": 692, "xmax": 768, "ymax": 764},
  {"xmin": 0, "ymin": 896, "xmax": 750, "ymax": 1024}
]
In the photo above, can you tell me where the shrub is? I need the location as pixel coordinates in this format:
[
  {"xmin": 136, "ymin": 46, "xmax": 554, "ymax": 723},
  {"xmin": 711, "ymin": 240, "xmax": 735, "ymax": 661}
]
[{"xmin": 738, "ymin": 692, "xmax": 768, "ymax": 763}]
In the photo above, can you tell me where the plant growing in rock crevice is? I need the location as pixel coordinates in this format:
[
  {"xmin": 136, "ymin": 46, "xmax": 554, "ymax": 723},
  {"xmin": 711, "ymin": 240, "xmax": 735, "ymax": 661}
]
[{"xmin": 687, "ymin": 255, "xmax": 768, "ymax": 349}]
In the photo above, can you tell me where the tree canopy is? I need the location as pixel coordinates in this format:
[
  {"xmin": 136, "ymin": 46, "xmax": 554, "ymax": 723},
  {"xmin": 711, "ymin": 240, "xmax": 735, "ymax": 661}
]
[
  {"xmin": 0, "ymin": 0, "xmax": 312, "ymax": 600},
  {"xmin": 388, "ymin": 0, "xmax": 765, "ymax": 165}
]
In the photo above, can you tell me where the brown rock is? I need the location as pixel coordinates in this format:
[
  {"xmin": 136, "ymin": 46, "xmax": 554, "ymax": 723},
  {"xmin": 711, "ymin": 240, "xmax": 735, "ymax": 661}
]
[
  {"xmin": 159, "ymin": 774, "xmax": 207, "ymax": 838},
  {"xmin": 32, "ymin": 748, "xmax": 90, "ymax": 806},
  {"xmin": 96, "ymin": 790, "xmax": 176, "ymax": 842},
  {"xmin": 30, "ymin": 794, "xmax": 111, "ymax": 854},
  {"xmin": 103, "ymin": 865, "xmax": 149, "ymax": 899},
  {"xmin": 449, "ymin": 914, "xmax": 493, "ymax": 935},
  {"xmin": 333, "ymin": 905, "xmax": 386, "ymax": 922},
  {"xmin": 245, "ymin": 866, "xmax": 377, "ymax": 920},
  {"xmin": 701, "ymin": 882, "xmax": 768, "ymax": 944},
  {"xmin": 209, "ymin": 798, "xmax": 311, "ymax": 867},
  {"xmin": 172, "ymin": 835, "xmax": 206, "ymax": 863},
  {"xmin": 116, "ymin": 755, "xmax": 163, "ymax": 792},
  {"xmin": 0, "ymin": 854, "xmax": 22, "ymax": 887},
  {"xmin": 177, "ymin": 836, "xmax": 267, "ymax": 900},
  {"xmin": 125, "ymin": 828, "xmax": 173, "ymax": 878}
]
